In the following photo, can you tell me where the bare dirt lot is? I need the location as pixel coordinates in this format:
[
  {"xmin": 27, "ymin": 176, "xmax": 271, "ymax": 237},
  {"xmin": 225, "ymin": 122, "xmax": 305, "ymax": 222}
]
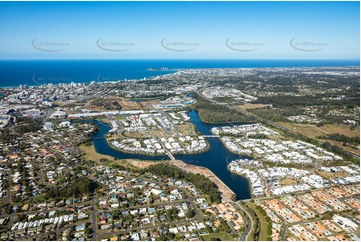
[{"xmin": 317, "ymin": 170, "xmax": 349, "ymax": 179}]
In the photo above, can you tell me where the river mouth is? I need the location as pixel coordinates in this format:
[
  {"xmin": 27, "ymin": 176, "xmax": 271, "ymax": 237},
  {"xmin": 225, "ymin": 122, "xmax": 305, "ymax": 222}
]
[{"xmin": 89, "ymin": 110, "xmax": 251, "ymax": 200}]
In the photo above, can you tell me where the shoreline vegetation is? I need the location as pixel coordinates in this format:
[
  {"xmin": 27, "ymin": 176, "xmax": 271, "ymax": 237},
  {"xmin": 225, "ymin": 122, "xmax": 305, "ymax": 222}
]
[
  {"xmin": 79, "ymin": 120, "xmax": 237, "ymax": 202},
  {"xmin": 192, "ymin": 93, "xmax": 257, "ymax": 124},
  {"xmin": 145, "ymin": 163, "xmax": 223, "ymax": 203},
  {"xmin": 165, "ymin": 159, "xmax": 236, "ymax": 202},
  {"xmin": 79, "ymin": 143, "xmax": 236, "ymax": 203},
  {"xmin": 79, "ymin": 143, "xmax": 158, "ymax": 169},
  {"xmin": 192, "ymin": 94, "xmax": 358, "ymax": 163}
]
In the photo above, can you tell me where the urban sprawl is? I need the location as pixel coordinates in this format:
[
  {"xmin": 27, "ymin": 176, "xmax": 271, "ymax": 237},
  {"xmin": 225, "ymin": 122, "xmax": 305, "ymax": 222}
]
[{"xmin": 0, "ymin": 66, "xmax": 360, "ymax": 241}]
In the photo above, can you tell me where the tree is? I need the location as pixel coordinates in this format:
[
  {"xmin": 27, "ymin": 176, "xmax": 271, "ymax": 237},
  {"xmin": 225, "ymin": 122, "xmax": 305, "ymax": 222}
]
[{"xmin": 186, "ymin": 208, "xmax": 196, "ymax": 218}]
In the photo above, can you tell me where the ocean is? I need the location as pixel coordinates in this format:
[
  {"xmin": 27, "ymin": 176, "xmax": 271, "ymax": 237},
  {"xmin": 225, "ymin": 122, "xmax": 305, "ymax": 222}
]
[{"xmin": 0, "ymin": 59, "xmax": 359, "ymax": 88}]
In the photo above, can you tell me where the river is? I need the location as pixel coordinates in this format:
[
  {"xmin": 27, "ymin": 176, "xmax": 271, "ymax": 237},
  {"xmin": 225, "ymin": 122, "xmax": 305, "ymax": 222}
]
[{"xmin": 90, "ymin": 110, "xmax": 251, "ymax": 200}]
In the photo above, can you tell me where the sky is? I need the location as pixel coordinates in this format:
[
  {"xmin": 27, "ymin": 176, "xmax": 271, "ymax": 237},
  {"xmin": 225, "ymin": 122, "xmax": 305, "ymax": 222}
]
[{"xmin": 0, "ymin": 1, "xmax": 359, "ymax": 59}]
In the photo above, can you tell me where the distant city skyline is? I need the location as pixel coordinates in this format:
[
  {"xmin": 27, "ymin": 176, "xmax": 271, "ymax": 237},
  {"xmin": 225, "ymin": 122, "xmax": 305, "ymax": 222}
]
[{"xmin": 0, "ymin": 1, "xmax": 359, "ymax": 59}]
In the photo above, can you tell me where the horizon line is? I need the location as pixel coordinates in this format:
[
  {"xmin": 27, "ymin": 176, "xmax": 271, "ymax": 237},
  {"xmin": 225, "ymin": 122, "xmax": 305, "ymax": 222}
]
[{"xmin": 0, "ymin": 58, "xmax": 359, "ymax": 61}]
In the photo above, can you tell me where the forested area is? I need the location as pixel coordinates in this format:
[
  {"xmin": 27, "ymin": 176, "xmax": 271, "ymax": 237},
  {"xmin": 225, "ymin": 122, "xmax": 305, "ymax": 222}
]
[
  {"xmin": 317, "ymin": 133, "xmax": 360, "ymax": 146},
  {"xmin": 193, "ymin": 94, "xmax": 256, "ymax": 124},
  {"xmin": 248, "ymin": 108, "xmax": 301, "ymax": 122},
  {"xmin": 45, "ymin": 177, "xmax": 98, "ymax": 199},
  {"xmin": 13, "ymin": 123, "xmax": 42, "ymax": 134},
  {"xmin": 144, "ymin": 163, "xmax": 222, "ymax": 203},
  {"xmin": 90, "ymin": 99, "xmax": 122, "ymax": 110}
]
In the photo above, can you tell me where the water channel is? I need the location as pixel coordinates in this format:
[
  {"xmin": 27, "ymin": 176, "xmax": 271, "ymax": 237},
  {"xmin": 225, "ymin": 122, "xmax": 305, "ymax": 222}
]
[{"xmin": 90, "ymin": 110, "xmax": 252, "ymax": 200}]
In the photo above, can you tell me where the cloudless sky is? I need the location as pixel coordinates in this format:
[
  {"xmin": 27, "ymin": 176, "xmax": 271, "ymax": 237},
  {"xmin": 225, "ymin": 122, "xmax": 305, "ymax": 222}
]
[{"xmin": 0, "ymin": 1, "xmax": 359, "ymax": 59}]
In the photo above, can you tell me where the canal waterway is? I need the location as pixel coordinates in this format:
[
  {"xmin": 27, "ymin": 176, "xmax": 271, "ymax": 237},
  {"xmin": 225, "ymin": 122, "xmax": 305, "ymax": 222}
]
[{"xmin": 90, "ymin": 110, "xmax": 252, "ymax": 200}]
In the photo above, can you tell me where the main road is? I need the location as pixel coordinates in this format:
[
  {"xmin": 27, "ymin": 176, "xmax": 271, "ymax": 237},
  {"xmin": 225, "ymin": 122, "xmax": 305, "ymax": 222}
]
[{"xmin": 234, "ymin": 201, "xmax": 254, "ymax": 241}]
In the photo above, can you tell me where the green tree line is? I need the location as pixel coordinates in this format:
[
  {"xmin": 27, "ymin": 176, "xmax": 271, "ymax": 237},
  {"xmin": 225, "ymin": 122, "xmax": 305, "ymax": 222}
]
[
  {"xmin": 317, "ymin": 133, "xmax": 360, "ymax": 145},
  {"xmin": 45, "ymin": 177, "xmax": 98, "ymax": 199},
  {"xmin": 193, "ymin": 94, "xmax": 255, "ymax": 124},
  {"xmin": 144, "ymin": 164, "xmax": 222, "ymax": 203}
]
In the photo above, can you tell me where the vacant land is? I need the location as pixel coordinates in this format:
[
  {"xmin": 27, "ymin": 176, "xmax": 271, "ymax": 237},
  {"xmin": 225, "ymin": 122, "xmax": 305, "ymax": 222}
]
[
  {"xmin": 115, "ymin": 159, "xmax": 157, "ymax": 169},
  {"xmin": 83, "ymin": 96, "xmax": 123, "ymax": 111},
  {"xmin": 321, "ymin": 124, "xmax": 360, "ymax": 137},
  {"xmin": 151, "ymin": 129, "xmax": 167, "ymax": 139},
  {"xmin": 320, "ymin": 139, "xmax": 359, "ymax": 155},
  {"xmin": 237, "ymin": 103, "xmax": 270, "ymax": 110},
  {"xmin": 280, "ymin": 178, "xmax": 298, "ymax": 186},
  {"xmin": 139, "ymin": 100, "xmax": 159, "ymax": 110},
  {"xmin": 80, "ymin": 144, "xmax": 115, "ymax": 162},
  {"xmin": 176, "ymin": 123, "xmax": 196, "ymax": 136},
  {"xmin": 106, "ymin": 132, "xmax": 122, "ymax": 140},
  {"xmin": 276, "ymin": 122, "xmax": 359, "ymax": 138},
  {"xmin": 97, "ymin": 117, "xmax": 111, "ymax": 125},
  {"xmin": 276, "ymin": 122, "xmax": 360, "ymax": 155},
  {"xmin": 202, "ymin": 232, "xmax": 233, "ymax": 241},
  {"xmin": 123, "ymin": 131, "xmax": 151, "ymax": 139},
  {"xmin": 80, "ymin": 143, "xmax": 157, "ymax": 168},
  {"xmin": 317, "ymin": 170, "xmax": 349, "ymax": 179}
]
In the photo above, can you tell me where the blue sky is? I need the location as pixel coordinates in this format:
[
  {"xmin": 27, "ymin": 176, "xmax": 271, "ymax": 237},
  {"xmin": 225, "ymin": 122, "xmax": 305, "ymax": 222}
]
[{"xmin": 0, "ymin": 1, "xmax": 359, "ymax": 59}]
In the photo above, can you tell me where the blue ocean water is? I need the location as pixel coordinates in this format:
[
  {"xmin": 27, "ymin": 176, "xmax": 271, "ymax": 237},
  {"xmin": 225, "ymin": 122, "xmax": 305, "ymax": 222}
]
[{"xmin": 0, "ymin": 59, "xmax": 359, "ymax": 88}]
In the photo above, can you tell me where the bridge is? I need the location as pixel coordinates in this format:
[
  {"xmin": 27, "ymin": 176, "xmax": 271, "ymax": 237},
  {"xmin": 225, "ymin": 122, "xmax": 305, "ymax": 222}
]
[
  {"xmin": 203, "ymin": 135, "xmax": 220, "ymax": 138},
  {"xmin": 92, "ymin": 137, "xmax": 106, "ymax": 140}
]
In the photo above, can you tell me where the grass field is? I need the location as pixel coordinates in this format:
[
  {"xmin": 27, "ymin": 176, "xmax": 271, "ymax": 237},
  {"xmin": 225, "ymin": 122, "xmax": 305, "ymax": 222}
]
[
  {"xmin": 151, "ymin": 129, "xmax": 166, "ymax": 138},
  {"xmin": 276, "ymin": 122, "xmax": 360, "ymax": 155},
  {"xmin": 176, "ymin": 123, "xmax": 196, "ymax": 136},
  {"xmin": 119, "ymin": 100, "xmax": 141, "ymax": 110},
  {"xmin": 97, "ymin": 117, "xmax": 111, "ymax": 125},
  {"xmin": 276, "ymin": 122, "xmax": 359, "ymax": 138},
  {"xmin": 280, "ymin": 178, "xmax": 298, "ymax": 185},
  {"xmin": 237, "ymin": 104, "xmax": 270, "ymax": 110},
  {"xmin": 317, "ymin": 170, "xmax": 349, "ymax": 179},
  {"xmin": 79, "ymin": 144, "xmax": 115, "ymax": 162},
  {"xmin": 202, "ymin": 232, "xmax": 234, "ymax": 241},
  {"xmin": 106, "ymin": 133, "xmax": 122, "ymax": 140},
  {"xmin": 123, "ymin": 131, "xmax": 151, "ymax": 139},
  {"xmin": 79, "ymin": 144, "xmax": 157, "ymax": 169},
  {"xmin": 321, "ymin": 124, "xmax": 360, "ymax": 137}
]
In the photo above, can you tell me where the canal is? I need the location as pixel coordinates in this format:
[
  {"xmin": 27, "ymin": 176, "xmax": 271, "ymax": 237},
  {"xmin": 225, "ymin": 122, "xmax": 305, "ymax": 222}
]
[{"xmin": 90, "ymin": 110, "xmax": 251, "ymax": 200}]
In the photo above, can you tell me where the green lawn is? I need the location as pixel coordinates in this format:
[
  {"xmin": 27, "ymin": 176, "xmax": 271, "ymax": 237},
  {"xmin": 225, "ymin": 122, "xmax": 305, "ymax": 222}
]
[{"xmin": 202, "ymin": 232, "xmax": 233, "ymax": 241}]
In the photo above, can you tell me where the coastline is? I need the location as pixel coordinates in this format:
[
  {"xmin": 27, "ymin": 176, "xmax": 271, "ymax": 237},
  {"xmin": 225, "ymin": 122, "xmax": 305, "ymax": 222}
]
[{"xmin": 1, "ymin": 60, "xmax": 359, "ymax": 89}]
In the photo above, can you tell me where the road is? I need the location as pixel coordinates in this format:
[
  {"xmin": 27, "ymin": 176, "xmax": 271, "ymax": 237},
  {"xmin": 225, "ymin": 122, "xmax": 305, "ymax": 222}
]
[
  {"xmin": 95, "ymin": 218, "xmax": 205, "ymax": 240},
  {"xmin": 234, "ymin": 201, "xmax": 254, "ymax": 241},
  {"xmin": 91, "ymin": 196, "xmax": 97, "ymax": 240}
]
